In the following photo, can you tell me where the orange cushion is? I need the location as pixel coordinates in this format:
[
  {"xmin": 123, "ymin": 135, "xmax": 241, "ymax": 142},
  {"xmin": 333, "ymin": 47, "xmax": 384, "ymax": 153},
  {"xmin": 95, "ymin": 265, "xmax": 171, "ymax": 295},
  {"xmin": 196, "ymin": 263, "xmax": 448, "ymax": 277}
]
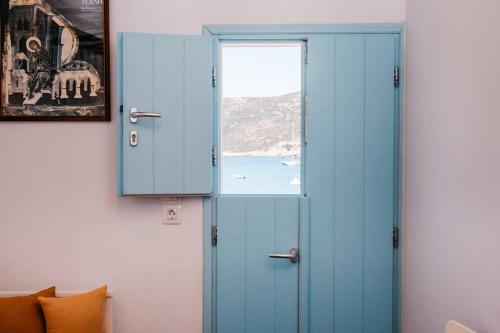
[
  {"xmin": 38, "ymin": 286, "xmax": 107, "ymax": 333},
  {"xmin": 0, "ymin": 286, "xmax": 56, "ymax": 333}
]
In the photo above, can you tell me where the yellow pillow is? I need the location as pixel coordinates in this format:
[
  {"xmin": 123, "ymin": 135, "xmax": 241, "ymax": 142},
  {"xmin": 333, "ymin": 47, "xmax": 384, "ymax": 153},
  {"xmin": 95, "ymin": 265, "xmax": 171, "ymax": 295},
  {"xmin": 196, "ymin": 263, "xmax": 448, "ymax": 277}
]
[
  {"xmin": 39, "ymin": 286, "xmax": 107, "ymax": 333},
  {"xmin": 0, "ymin": 286, "xmax": 56, "ymax": 333}
]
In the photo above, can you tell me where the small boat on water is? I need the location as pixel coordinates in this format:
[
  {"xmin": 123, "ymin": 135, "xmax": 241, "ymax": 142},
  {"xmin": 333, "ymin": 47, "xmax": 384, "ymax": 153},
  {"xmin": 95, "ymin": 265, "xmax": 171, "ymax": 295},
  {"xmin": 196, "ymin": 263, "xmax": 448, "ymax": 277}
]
[
  {"xmin": 290, "ymin": 175, "xmax": 301, "ymax": 185},
  {"xmin": 232, "ymin": 174, "xmax": 246, "ymax": 179},
  {"xmin": 282, "ymin": 158, "xmax": 300, "ymax": 167},
  {"xmin": 282, "ymin": 123, "xmax": 301, "ymax": 167}
]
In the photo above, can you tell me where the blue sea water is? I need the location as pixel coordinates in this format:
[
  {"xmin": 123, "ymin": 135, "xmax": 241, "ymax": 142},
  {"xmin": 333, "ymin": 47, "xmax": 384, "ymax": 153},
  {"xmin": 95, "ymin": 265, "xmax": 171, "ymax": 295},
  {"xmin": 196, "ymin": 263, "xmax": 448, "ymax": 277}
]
[{"xmin": 221, "ymin": 156, "xmax": 301, "ymax": 194}]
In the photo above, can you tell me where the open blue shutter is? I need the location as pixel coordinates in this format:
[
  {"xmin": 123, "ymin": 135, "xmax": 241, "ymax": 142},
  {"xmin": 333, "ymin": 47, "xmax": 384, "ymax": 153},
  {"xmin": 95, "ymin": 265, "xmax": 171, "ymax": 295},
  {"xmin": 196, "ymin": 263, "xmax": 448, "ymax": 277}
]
[
  {"xmin": 118, "ymin": 33, "xmax": 212, "ymax": 195},
  {"xmin": 307, "ymin": 34, "xmax": 397, "ymax": 333}
]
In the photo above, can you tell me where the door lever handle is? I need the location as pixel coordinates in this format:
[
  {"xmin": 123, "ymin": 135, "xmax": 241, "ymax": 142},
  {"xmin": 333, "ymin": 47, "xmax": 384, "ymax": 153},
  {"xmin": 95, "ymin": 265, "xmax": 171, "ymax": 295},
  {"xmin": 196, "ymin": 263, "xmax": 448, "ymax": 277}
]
[
  {"xmin": 268, "ymin": 248, "xmax": 299, "ymax": 263},
  {"xmin": 130, "ymin": 108, "xmax": 161, "ymax": 123}
]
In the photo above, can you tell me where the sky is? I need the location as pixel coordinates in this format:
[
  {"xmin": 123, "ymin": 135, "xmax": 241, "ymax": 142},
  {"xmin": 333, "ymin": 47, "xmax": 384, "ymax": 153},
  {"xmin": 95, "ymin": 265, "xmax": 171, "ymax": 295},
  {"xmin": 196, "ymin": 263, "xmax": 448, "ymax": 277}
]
[{"xmin": 221, "ymin": 43, "xmax": 302, "ymax": 98}]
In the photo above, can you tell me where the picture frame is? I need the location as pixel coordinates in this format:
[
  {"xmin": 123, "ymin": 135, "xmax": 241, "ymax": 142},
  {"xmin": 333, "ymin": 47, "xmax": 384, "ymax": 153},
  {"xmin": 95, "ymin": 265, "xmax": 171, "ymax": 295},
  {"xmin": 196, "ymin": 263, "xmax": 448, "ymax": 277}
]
[{"xmin": 0, "ymin": 0, "xmax": 110, "ymax": 121}]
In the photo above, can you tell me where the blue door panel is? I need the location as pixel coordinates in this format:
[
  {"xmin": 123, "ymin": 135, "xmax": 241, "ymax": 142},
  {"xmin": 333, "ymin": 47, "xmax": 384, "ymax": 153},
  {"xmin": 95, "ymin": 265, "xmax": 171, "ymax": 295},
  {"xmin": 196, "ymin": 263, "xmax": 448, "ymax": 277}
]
[
  {"xmin": 307, "ymin": 34, "xmax": 336, "ymax": 333},
  {"xmin": 184, "ymin": 38, "xmax": 213, "ymax": 194},
  {"xmin": 216, "ymin": 197, "xmax": 246, "ymax": 333},
  {"xmin": 154, "ymin": 36, "xmax": 185, "ymax": 194},
  {"xmin": 307, "ymin": 34, "xmax": 397, "ymax": 333},
  {"xmin": 122, "ymin": 34, "xmax": 155, "ymax": 195},
  {"xmin": 216, "ymin": 196, "xmax": 301, "ymax": 333},
  {"xmin": 363, "ymin": 35, "xmax": 396, "ymax": 333},
  {"xmin": 275, "ymin": 198, "xmax": 300, "ymax": 333},
  {"xmin": 119, "ymin": 33, "xmax": 212, "ymax": 195},
  {"xmin": 334, "ymin": 35, "xmax": 365, "ymax": 333}
]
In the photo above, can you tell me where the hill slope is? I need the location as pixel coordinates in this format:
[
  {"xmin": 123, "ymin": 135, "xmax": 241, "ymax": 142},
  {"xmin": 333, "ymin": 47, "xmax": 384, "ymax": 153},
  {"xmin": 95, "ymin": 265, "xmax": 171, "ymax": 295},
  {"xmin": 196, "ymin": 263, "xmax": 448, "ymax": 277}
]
[{"xmin": 222, "ymin": 92, "xmax": 301, "ymax": 156}]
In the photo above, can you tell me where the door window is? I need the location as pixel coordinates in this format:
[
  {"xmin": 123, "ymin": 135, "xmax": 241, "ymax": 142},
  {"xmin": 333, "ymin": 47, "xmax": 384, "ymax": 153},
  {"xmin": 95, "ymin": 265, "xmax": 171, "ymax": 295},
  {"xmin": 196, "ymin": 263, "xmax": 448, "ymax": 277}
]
[{"xmin": 220, "ymin": 42, "xmax": 303, "ymax": 194}]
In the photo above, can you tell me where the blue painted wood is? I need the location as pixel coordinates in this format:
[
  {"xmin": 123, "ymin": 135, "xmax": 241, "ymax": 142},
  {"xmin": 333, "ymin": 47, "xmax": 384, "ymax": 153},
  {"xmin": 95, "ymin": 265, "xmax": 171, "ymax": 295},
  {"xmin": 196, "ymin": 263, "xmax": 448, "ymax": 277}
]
[
  {"xmin": 120, "ymin": 33, "xmax": 212, "ymax": 195},
  {"xmin": 154, "ymin": 36, "xmax": 185, "ymax": 194},
  {"xmin": 216, "ymin": 197, "xmax": 246, "ymax": 333},
  {"xmin": 203, "ymin": 198, "xmax": 216, "ymax": 333},
  {"xmin": 201, "ymin": 25, "xmax": 403, "ymax": 333},
  {"xmin": 216, "ymin": 196, "xmax": 301, "ymax": 333},
  {"xmin": 393, "ymin": 33, "xmax": 403, "ymax": 333},
  {"xmin": 364, "ymin": 35, "xmax": 396, "ymax": 333},
  {"xmin": 334, "ymin": 35, "xmax": 365, "ymax": 333},
  {"xmin": 307, "ymin": 34, "xmax": 397, "ymax": 333},
  {"xmin": 204, "ymin": 24, "xmax": 404, "ymax": 35},
  {"xmin": 116, "ymin": 33, "xmax": 124, "ymax": 195},
  {"xmin": 274, "ymin": 198, "xmax": 300, "ymax": 333},
  {"xmin": 122, "ymin": 34, "xmax": 155, "ymax": 195},
  {"xmin": 307, "ymin": 35, "xmax": 336, "ymax": 333},
  {"xmin": 184, "ymin": 38, "xmax": 213, "ymax": 194},
  {"xmin": 299, "ymin": 197, "xmax": 310, "ymax": 333}
]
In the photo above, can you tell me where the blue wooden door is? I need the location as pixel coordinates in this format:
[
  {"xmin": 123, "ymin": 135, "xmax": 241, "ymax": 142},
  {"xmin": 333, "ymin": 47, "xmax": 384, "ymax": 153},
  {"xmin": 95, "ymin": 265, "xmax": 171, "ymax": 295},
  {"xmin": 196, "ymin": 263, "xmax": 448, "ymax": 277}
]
[
  {"xmin": 307, "ymin": 34, "xmax": 399, "ymax": 333},
  {"xmin": 216, "ymin": 196, "xmax": 306, "ymax": 333},
  {"xmin": 118, "ymin": 33, "xmax": 212, "ymax": 195}
]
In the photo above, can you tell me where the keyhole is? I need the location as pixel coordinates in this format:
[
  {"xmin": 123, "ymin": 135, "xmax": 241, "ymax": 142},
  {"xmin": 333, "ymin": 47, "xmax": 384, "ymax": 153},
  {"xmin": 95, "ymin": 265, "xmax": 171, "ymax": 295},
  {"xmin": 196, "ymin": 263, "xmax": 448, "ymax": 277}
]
[{"xmin": 130, "ymin": 131, "xmax": 138, "ymax": 146}]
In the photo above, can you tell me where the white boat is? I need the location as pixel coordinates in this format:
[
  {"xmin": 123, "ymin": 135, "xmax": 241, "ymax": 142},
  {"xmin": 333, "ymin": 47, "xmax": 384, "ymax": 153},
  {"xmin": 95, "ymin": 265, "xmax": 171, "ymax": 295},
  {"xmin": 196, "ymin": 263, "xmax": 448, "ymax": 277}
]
[
  {"xmin": 282, "ymin": 122, "xmax": 301, "ymax": 166},
  {"xmin": 282, "ymin": 158, "xmax": 300, "ymax": 166},
  {"xmin": 232, "ymin": 174, "xmax": 246, "ymax": 179},
  {"xmin": 290, "ymin": 175, "xmax": 301, "ymax": 185}
]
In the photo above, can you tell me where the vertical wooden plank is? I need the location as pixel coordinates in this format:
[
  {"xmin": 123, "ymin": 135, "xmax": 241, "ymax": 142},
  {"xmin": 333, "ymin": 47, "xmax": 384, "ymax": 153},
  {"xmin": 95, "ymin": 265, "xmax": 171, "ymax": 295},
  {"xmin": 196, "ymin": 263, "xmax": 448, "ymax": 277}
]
[
  {"xmin": 299, "ymin": 197, "xmax": 310, "ymax": 333},
  {"xmin": 245, "ymin": 198, "xmax": 275, "ymax": 333},
  {"xmin": 184, "ymin": 37, "xmax": 212, "ymax": 194},
  {"xmin": 154, "ymin": 36, "xmax": 185, "ymax": 194},
  {"xmin": 203, "ymin": 198, "xmax": 214, "ymax": 333},
  {"xmin": 364, "ymin": 34, "xmax": 395, "ymax": 333},
  {"xmin": 116, "ymin": 33, "xmax": 124, "ymax": 195},
  {"xmin": 275, "ymin": 197, "xmax": 299, "ymax": 333},
  {"xmin": 307, "ymin": 35, "xmax": 336, "ymax": 333},
  {"xmin": 334, "ymin": 35, "xmax": 365, "ymax": 333},
  {"xmin": 122, "ymin": 34, "xmax": 155, "ymax": 194},
  {"xmin": 216, "ymin": 197, "xmax": 246, "ymax": 333}
]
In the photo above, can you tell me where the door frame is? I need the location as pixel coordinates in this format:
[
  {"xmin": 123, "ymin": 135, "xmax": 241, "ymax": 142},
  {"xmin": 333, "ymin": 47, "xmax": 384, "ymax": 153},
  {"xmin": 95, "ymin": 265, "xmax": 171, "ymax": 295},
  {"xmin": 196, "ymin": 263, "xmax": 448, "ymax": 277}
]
[{"xmin": 202, "ymin": 24, "xmax": 405, "ymax": 333}]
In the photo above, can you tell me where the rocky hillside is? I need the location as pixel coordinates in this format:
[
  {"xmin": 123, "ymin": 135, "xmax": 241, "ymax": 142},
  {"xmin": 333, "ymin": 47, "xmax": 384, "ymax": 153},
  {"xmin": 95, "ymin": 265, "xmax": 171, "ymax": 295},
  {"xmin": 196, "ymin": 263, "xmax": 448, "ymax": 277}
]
[{"xmin": 222, "ymin": 92, "xmax": 301, "ymax": 156}]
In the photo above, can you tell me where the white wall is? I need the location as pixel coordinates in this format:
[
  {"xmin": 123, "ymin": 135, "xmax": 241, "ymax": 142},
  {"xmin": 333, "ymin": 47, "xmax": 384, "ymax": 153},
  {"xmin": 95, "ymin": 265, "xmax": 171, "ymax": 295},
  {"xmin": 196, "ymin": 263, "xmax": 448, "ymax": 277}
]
[
  {"xmin": 0, "ymin": 1, "xmax": 405, "ymax": 332},
  {"xmin": 403, "ymin": 0, "xmax": 500, "ymax": 332}
]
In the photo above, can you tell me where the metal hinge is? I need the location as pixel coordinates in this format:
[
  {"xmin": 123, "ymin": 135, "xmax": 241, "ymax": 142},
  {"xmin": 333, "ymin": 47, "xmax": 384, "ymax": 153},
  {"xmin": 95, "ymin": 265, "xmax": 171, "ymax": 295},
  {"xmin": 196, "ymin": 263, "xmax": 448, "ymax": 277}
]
[
  {"xmin": 120, "ymin": 105, "xmax": 123, "ymax": 113},
  {"xmin": 304, "ymin": 43, "xmax": 308, "ymax": 64},
  {"xmin": 394, "ymin": 66, "xmax": 400, "ymax": 88},
  {"xmin": 304, "ymin": 95, "xmax": 309, "ymax": 144},
  {"xmin": 211, "ymin": 225, "xmax": 218, "ymax": 246},
  {"xmin": 212, "ymin": 66, "xmax": 217, "ymax": 88},
  {"xmin": 212, "ymin": 145, "xmax": 217, "ymax": 166},
  {"xmin": 393, "ymin": 226, "xmax": 400, "ymax": 248}
]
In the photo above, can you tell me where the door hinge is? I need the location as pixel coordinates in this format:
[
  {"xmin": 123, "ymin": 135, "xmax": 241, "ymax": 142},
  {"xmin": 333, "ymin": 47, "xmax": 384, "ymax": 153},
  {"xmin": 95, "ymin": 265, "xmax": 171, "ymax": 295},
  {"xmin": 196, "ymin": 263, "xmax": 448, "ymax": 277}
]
[
  {"xmin": 304, "ymin": 95, "xmax": 309, "ymax": 144},
  {"xmin": 212, "ymin": 66, "xmax": 217, "ymax": 88},
  {"xmin": 211, "ymin": 225, "xmax": 218, "ymax": 246},
  {"xmin": 393, "ymin": 226, "xmax": 400, "ymax": 248},
  {"xmin": 304, "ymin": 43, "xmax": 308, "ymax": 64},
  {"xmin": 212, "ymin": 145, "xmax": 217, "ymax": 166},
  {"xmin": 394, "ymin": 66, "xmax": 400, "ymax": 88},
  {"xmin": 120, "ymin": 105, "xmax": 123, "ymax": 113}
]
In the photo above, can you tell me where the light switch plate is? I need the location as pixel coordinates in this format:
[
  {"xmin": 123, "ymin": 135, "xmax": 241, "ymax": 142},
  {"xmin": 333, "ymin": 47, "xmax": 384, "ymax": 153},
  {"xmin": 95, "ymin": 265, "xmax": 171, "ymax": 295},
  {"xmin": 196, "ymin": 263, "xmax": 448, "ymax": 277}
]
[{"xmin": 161, "ymin": 199, "xmax": 182, "ymax": 225}]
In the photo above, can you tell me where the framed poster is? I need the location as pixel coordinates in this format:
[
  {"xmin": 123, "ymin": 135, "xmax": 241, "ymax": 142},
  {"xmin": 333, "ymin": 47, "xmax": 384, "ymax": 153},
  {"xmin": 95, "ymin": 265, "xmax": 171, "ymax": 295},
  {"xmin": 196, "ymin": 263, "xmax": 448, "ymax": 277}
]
[{"xmin": 0, "ymin": 0, "xmax": 110, "ymax": 121}]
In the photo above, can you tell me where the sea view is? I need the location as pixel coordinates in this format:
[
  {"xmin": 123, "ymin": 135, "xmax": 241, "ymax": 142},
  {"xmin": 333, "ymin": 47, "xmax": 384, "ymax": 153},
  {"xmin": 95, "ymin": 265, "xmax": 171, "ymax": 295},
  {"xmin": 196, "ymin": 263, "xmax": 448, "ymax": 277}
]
[{"xmin": 221, "ymin": 156, "xmax": 301, "ymax": 194}]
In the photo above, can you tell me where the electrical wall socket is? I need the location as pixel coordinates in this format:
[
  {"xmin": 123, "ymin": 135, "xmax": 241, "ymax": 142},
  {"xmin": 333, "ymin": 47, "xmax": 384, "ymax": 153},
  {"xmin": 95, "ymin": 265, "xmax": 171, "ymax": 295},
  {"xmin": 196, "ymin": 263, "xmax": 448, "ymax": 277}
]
[{"xmin": 161, "ymin": 199, "xmax": 182, "ymax": 225}]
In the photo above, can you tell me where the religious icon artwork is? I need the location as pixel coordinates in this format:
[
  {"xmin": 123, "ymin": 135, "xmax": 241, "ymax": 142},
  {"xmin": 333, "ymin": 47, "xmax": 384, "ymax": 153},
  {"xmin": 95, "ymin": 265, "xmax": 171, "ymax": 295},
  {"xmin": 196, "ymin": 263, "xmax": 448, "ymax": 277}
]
[{"xmin": 0, "ymin": 0, "xmax": 110, "ymax": 120}]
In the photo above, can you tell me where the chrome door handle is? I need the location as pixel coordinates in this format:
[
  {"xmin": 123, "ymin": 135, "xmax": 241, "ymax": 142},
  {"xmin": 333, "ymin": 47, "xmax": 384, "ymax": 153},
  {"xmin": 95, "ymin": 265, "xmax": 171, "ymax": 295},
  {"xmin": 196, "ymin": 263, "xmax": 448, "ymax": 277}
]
[
  {"xmin": 268, "ymin": 248, "xmax": 299, "ymax": 263},
  {"xmin": 130, "ymin": 108, "xmax": 161, "ymax": 123}
]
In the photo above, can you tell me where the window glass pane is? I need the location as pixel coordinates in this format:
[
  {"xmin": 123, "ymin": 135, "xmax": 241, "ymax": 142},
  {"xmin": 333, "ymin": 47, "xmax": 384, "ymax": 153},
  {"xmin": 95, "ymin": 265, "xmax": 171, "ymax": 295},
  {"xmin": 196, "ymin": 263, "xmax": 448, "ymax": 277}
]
[{"xmin": 220, "ymin": 43, "xmax": 302, "ymax": 194}]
